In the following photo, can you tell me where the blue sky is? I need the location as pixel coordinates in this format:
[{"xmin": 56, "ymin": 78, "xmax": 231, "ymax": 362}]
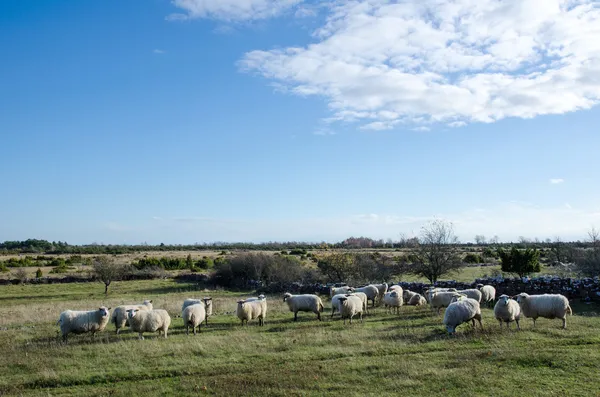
[{"xmin": 1, "ymin": 0, "xmax": 599, "ymax": 244}]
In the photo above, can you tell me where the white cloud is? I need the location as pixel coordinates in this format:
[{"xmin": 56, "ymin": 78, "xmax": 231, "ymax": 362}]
[
  {"xmin": 550, "ymin": 178, "xmax": 565, "ymax": 184},
  {"xmin": 168, "ymin": 0, "xmax": 304, "ymax": 21},
  {"xmin": 153, "ymin": 49, "xmax": 165, "ymax": 54},
  {"xmin": 240, "ymin": 0, "xmax": 600, "ymax": 129}
]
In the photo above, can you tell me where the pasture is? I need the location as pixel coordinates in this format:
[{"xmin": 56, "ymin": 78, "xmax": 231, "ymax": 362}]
[{"xmin": 1, "ymin": 279, "xmax": 599, "ymax": 396}]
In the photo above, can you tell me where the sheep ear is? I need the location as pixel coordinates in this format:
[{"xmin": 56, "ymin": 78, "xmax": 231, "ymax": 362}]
[
  {"xmin": 107, "ymin": 307, "xmax": 111, "ymax": 310},
  {"xmin": 149, "ymin": 300, "xmax": 153, "ymax": 303}
]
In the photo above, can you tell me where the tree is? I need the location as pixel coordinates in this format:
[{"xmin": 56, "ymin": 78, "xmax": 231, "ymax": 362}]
[
  {"xmin": 575, "ymin": 227, "xmax": 600, "ymax": 277},
  {"xmin": 92, "ymin": 256, "xmax": 125, "ymax": 294},
  {"xmin": 474, "ymin": 235, "xmax": 486, "ymax": 245},
  {"xmin": 408, "ymin": 219, "xmax": 463, "ymax": 284},
  {"xmin": 497, "ymin": 247, "xmax": 541, "ymax": 278}
]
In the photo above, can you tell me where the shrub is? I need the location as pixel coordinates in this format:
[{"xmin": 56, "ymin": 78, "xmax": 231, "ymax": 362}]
[
  {"xmin": 35, "ymin": 268, "xmax": 43, "ymax": 278},
  {"xmin": 196, "ymin": 257, "xmax": 214, "ymax": 270},
  {"xmin": 14, "ymin": 268, "xmax": 28, "ymax": 283},
  {"xmin": 0, "ymin": 262, "xmax": 8, "ymax": 273},
  {"xmin": 497, "ymin": 247, "xmax": 541, "ymax": 278},
  {"xmin": 464, "ymin": 253, "xmax": 484, "ymax": 264},
  {"xmin": 289, "ymin": 248, "xmax": 307, "ymax": 256}
]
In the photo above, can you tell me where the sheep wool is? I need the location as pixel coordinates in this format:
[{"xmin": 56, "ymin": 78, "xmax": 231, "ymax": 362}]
[
  {"xmin": 331, "ymin": 293, "xmax": 347, "ymax": 318},
  {"xmin": 493, "ymin": 295, "xmax": 521, "ymax": 330},
  {"xmin": 408, "ymin": 293, "xmax": 427, "ymax": 306},
  {"xmin": 338, "ymin": 295, "xmax": 363, "ymax": 324},
  {"xmin": 403, "ymin": 289, "xmax": 418, "ymax": 302},
  {"xmin": 429, "ymin": 291, "xmax": 463, "ymax": 315},
  {"xmin": 236, "ymin": 297, "xmax": 267, "ymax": 326},
  {"xmin": 111, "ymin": 300, "xmax": 153, "ymax": 334},
  {"xmin": 515, "ymin": 293, "xmax": 572, "ymax": 329},
  {"xmin": 182, "ymin": 303, "xmax": 207, "ymax": 335},
  {"xmin": 477, "ymin": 284, "xmax": 497, "ymax": 307},
  {"xmin": 373, "ymin": 283, "xmax": 389, "ymax": 305},
  {"xmin": 57, "ymin": 306, "xmax": 111, "ymax": 343},
  {"xmin": 443, "ymin": 298, "xmax": 483, "ymax": 335},
  {"xmin": 283, "ymin": 293, "xmax": 324, "ymax": 321},
  {"xmin": 349, "ymin": 285, "xmax": 379, "ymax": 307},
  {"xmin": 330, "ymin": 286, "xmax": 352, "ymax": 297},
  {"xmin": 383, "ymin": 290, "xmax": 403, "ymax": 314},
  {"xmin": 127, "ymin": 309, "xmax": 171, "ymax": 340},
  {"xmin": 182, "ymin": 297, "xmax": 213, "ymax": 326},
  {"xmin": 456, "ymin": 289, "xmax": 482, "ymax": 303}
]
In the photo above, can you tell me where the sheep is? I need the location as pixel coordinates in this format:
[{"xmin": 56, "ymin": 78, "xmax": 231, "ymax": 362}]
[
  {"xmin": 330, "ymin": 286, "xmax": 352, "ymax": 297},
  {"xmin": 456, "ymin": 289, "xmax": 482, "ymax": 303},
  {"xmin": 338, "ymin": 295, "xmax": 363, "ymax": 324},
  {"xmin": 182, "ymin": 297, "xmax": 213, "ymax": 325},
  {"xmin": 515, "ymin": 293, "xmax": 573, "ymax": 329},
  {"xmin": 403, "ymin": 289, "xmax": 418, "ymax": 302},
  {"xmin": 429, "ymin": 291, "xmax": 464, "ymax": 315},
  {"xmin": 443, "ymin": 298, "xmax": 483, "ymax": 335},
  {"xmin": 477, "ymin": 284, "xmax": 496, "ymax": 307},
  {"xmin": 348, "ymin": 285, "xmax": 379, "ymax": 307},
  {"xmin": 493, "ymin": 294, "xmax": 521, "ymax": 330},
  {"xmin": 350, "ymin": 291, "xmax": 368, "ymax": 312},
  {"xmin": 424, "ymin": 287, "xmax": 457, "ymax": 303},
  {"xmin": 111, "ymin": 300, "xmax": 153, "ymax": 334},
  {"xmin": 283, "ymin": 293, "xmax": 324, "ymax": 321},
  {"xmin": 330, "ymin": 293, "xmax": 347, "ymax": 318},
  {"xmin": 182, "ymin": 303, "xmax": 206, "ymax": 335},
  {"xmin": 408, "ymin": 293, "xmax": 427, "ymax": 306},
  {"xmin": 373, "ymin": 283, "xmax": 388, "ymax": 305},
  {"xmin": 57, "ymin": 306, "xmax": 111, "ymax": 343},
  {"xmin": 126, "ymin": 309, "xmax": 171, "ymax": 340},
  {"xmin": 243, "ymin": 294, "xmax": 266, "ymax": 302},
  {"xmin": 382, "ymin": 290, "xmax": 403, "ymax": 314},
  {"xmin": 236, "ymin": 297, "xmax": 267, "ymax": 326}
]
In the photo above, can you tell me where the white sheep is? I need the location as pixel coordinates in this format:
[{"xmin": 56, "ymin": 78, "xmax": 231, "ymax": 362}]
[
  {"xmin": 477, "ymin": 284, "xmax": 496, "ymax": 307},
  {"xmin": 330, "ymin": 286, "xmax": 352, "ymax": 297},
  {"xmin": 283, "ymin": 293, "xmax": 324, "ymax": 321},
  {"xmin": 373, "ymin": 283, "xmax": 388, "ymax": 305},
  {"xmin": 126, "ymin": 309, "xmax": 171, "ymax": 340},
  {"xmin": 456, "ymin": 289, "xmax": 482, "ymax": 303},
  {"xmin": 243, "ymin": 294, "xmax": 266, "ymax": 302},
  {"xmin": 236, "ymin": 297, "xmax": 267, "ymax": 326},
  {"xmin": 182, "ymin": 297, "xmax": 213, "ymax": 326},
  {"xmin": 403, "ymin": 289, "xmax": 417, "ymax": 302},
  {"xmin": 57, "ymin": 306, "xmax": 111, "ymax": 343},
  {"xmin": 424, "ymin": 287, "xmax": 457, "ymax": 303},
  {"xmin": 349, "ymin": 285, "xmax": 379, "ymax": 307},
  {"xmin": 383, "ymin": 290, "xmax": 403, "ymax": 314},
  {"xmin": 330, "ymin": 293, "xmax": 347, "ymax": 318},
  {"xmin": 111, "ymin": 300, "xmax": 153, "ymax": 334},
  {"xmin": 338, "ymin": 295, "xmax": 363, "ymax": 324},
  {"xmin": 182, "ymin": 303, "xmax": 206, "ymax": 335},
  {"xmin": 515, "ymin": 293, "xmax": 573, "ymax": 329},
  {"xmin": 408, "ymin": 293, "xmax": 427, "ymax": 306},
  {"xmin": 493, "ymin": 294, "xmax": 521, "ymax": 330},
  {"xmin": 429, "ymin": 291, "xmax": 464, "ymax": 315},
  {"xmin": 443, "ymin": 298, "xmax": 483, "ymax": 335}
]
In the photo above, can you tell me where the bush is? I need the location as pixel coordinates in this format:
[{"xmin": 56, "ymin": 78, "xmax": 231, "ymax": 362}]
[
  {"xmin": 14, "ymin": 268, "xmax": 28, "ymax": 283},
  {"xmin": 35, "ymin": 268, "xmax": 43, "ymax": 278},
  {"xmin": 464, "ymin": 253, "xmax": 484, "ymax": 264},
  {"xmin": 0, "ymin": 262, "xmax": 7, "ymax": 273},
  {"xmin": 289, "ymin": 248, "xmax": 307, "ymax": 256},
  {"xmin": 196, "ymin": 257, "xmax": 214, "ymax": 270},
  {"xmin": 497, "ymin": 247, "xmax": 541, "ymax": 278}
]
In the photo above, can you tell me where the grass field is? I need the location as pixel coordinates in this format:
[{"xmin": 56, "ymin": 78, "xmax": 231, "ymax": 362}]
[{"xmin": 1, "ymin": 279, "xmax": 599, "ymax": 396}]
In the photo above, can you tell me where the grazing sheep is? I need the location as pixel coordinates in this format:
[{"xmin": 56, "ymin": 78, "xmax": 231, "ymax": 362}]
[
  {"xmin": 429, "ymin": 291, "xmax": 464, "ymax": 315},
  {"xmin": 111, "ymin": 300, "xmax": 153, "ymax": 334},
  {"xmin": 126, "ymin": 309, "xmax": 171, "ymax": 340},
  {"xmin": 443, "ymin": 298, "xmax": 483, "ymax": 335},
  {"xmin": 515, "ymin": 293, "xmax": 572, "ymax": 329},
  {"xmin": 236, "ymin": 297, "xmax": 267, "ymax": 326},
  {"xmin": 338, "ymin": 295, "xmax": 364, "ymax": 324},
  {"xmin": 477, "ymin": 284, "xmax": 497, "ymax": 307},
  {"xmin": 330, "ymin": 286, "xmax": 352, "ymax": 297},
  {"xmin": 331, "ymin": 293, "xmax": 347, "ymax": 317},
  {"xmin": 182, "ymin": 297, "xmax": 213, "ymax": 325},
  {"xmin": 283, "ymin": 293, "xmax": 324, "ymax": 321},
  {"xmin": 244, "ymin": 294, "xmax": 266, "ymax": 302},
  {"xmin": 57, "ymin": 306, "xmax": 111, "ymax": 343},
  {"xmin": 494, "ymin": 295, "xmax": 521, "ymax": 330},
  {"xmin": 349, "ymin": 285, "xmax": 379, "ymax": 307},
  {"xmin": 424, "ymin": 287, "xmax": 457, "ymax": 303},
  {"xmin": 456, "ymin": 289, "xmax": 482, "ymax": 303},
  {"xmin": 383, "ymin": 290, "xmax": 403, "ymax": 314},
  {"xmin": 373, "ymin": 283, "xmax": 388, "ymax": 305},
  {"xmin": 182, "ymin": 303, "xmax": 206, "ymax": 335},
  {"xmin": 348, "ymin": 292, "xmax": 368, "ymax": 313},
  {"xmin": 408, "ymin": 293, "xmax": 427, "ymax": 306}
]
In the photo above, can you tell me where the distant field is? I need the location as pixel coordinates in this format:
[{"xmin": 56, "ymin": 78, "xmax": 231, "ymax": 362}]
[{"xmin": 0, "ymin": 279, "xmax": 599, "ymax": 396}]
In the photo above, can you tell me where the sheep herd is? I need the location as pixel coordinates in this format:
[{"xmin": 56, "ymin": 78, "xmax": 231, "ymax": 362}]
[{"xmin": 56, "ymin": 282, "xmax": 574, "ymax": 343}]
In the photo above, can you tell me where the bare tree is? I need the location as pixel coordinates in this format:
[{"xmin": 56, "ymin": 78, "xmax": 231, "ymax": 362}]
[
  {"xmin": 474, "ymin": 235, "xmax": 486, "ymax": 245},
  {"xmin": 92, "ymin": 256, "xmax": 125, "ymax": 295},
  {"xmin": 575, "ymin": 227, "xmax": 600, "ymax": 277},
  {"xmin": 489, "ymin": 235, "xmax": 500, "ymax": 245},
  {"xmin": 409, "ymin": 219, "xmax": 463, "ymax": 284}
]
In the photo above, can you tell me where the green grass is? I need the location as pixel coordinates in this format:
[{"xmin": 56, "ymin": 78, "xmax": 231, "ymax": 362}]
[{"xmin": 1, "ymin": 279, "xmax": 599, "ymax": 396}]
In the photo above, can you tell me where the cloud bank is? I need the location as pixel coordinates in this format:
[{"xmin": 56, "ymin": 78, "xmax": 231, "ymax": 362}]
[
  {"xmin": 168, "ymin": 0, "xmax": 304, "ymax": 21},
  {"xmin": 239, "ymin": 0, "xmax": 600, "ymax": 129}
]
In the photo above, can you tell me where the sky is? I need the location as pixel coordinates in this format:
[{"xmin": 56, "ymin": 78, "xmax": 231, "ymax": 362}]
[{"xmin": 1, "ymin": 0, "xmax": 599, "ymax": 245}]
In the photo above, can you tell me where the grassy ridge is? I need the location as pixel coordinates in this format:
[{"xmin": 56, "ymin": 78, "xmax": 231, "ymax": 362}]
[{"xmin": 0, "ymin": 280, "xmax": 599, "ymax": 396}]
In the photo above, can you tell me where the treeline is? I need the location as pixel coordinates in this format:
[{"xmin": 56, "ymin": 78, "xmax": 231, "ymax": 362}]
[{"xmin": 1, "ymin": 237, "xmax": 596, "ymax": 255}]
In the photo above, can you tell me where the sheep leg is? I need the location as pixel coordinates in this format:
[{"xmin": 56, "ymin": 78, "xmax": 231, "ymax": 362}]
[
  {"xmin": 138, "ymin": 333, "xmax": 144, "ymax": 340},
  {"xmin": 532, "ymin": 318, "xmax": 536, "ymax": 328},
  {"xmin": 164, "ymin": 328, "xmax": 168, "ymax": 339},
  {"xmin": 294, "ymin": 312, "xmax": 298, "ymax": 322},
  {"xmin": 317, "ymin": 312, "xmax": 321, "ymax": 321},
  {"xmin": 516, "ymin": 319, "xmax": 520, "ymax": 330},
  {"xmin": 562, "ymin": 317, "xmax": 567, "ymax": 329},
  {"xmin": 473, "ymin": 314, "xmax": 483, "ymax": 330},
  {"xmin": 359, "ymin": 312, "xmax": 363, "ymax": 323},
  {"xmin": 331, "ymin": 308, "xmax": 335, "ymax": 318},
  {"xmin": 498, "ymin": 319, "xmax": 502, "ymax": 329},
  {"xmin": 186, "ymin": 325, "xmax": 190, "ymax": 336},
  {"xmin": 350, "ymin": 315, "xmax": 353, "ymax": 325},
  {"xmin": 205, "ymin": 318, "xmax": 208, "ymax": 326},
  {"xmin": 116, "ymin": 328, "xmax": 120, "ymax": 335}
]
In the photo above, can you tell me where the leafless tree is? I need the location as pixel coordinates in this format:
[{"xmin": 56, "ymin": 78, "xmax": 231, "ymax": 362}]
[
  {"xmin": 409, "ymin": 219, "xmax": 463, "ymax": 284},
  {"xmin": 92, "ymin": 256, "xmax": 126, "ymax": 295},
  {"xmin": 474, "ymin": 235, "xmax": 486, "ymax": 245},
  {"xmin": 575, "ymin": 227, "xmax": 600, "ymax": 277}
]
